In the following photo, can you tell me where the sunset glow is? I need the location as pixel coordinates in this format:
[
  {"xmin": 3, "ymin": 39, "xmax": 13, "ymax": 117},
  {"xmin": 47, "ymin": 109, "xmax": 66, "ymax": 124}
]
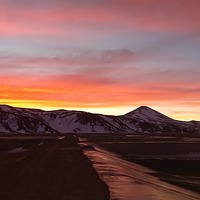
[{"xmin": 0, "ymin": 0, "xmax": 200, "ymax": 120}]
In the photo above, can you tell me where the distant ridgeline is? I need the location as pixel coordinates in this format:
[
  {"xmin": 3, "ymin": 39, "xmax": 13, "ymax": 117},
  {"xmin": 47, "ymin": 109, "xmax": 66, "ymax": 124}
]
[{"xmin": 0, "ymin": 105, "xmax": 200, "ymax": 134}]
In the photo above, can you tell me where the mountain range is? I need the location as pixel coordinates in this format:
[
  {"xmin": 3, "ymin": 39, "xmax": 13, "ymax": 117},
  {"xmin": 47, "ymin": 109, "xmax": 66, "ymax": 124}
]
[{"xmin": 0, "ymin": 104, "xmax": 200, "ymax": 134}]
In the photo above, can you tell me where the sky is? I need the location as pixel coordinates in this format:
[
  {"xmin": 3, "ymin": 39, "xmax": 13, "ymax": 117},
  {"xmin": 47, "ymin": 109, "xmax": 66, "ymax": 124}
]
[{"xmin": 0, "ymin": 0, "xmax": 200, "ymax": 120}]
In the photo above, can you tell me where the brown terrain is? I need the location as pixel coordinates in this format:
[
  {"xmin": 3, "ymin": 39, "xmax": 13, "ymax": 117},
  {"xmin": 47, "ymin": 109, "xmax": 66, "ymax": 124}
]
[{"xmin": 0, "ymin": 135, "xmax": 110, "ymax": 200}]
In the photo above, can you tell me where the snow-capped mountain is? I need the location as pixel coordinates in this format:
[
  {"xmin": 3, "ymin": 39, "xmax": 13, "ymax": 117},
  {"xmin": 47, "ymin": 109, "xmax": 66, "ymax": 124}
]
[
  {"xmin": 119, "ymin": 106, "xmax": 200, "ymax": 134},
  {"xmin": 124, "ymin": 106, "xmax": 174, "ymax": 122},
  {"xmin": 0, "ymin": 104, "xmax": 200, "ymax": 134},
  {"xmin": 0, "ymin": 105, "xmax": 57, "ymax": 134}
]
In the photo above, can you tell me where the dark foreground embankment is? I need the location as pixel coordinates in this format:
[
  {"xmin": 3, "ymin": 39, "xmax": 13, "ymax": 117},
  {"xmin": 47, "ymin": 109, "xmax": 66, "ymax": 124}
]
[{"xmin": 0, "ymin": 135, "xmax": 110, "ymax": 200}]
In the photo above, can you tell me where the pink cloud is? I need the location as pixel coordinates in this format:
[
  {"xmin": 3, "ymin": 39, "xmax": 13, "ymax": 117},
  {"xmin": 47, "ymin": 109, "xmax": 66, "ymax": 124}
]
[
  {"xmin": 0, "ymin": 0, "xmax": 200, "ymax": 38},
  {"xmin": 0, "ymin": 49, "xmax": 137, "ymax": 76}
]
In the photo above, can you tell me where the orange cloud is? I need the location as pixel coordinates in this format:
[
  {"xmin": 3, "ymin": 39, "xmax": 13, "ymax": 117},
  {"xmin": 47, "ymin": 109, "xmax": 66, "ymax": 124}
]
[{"xmin": 0, "ymin": 71, "xmax": 200, "ymax": 119}]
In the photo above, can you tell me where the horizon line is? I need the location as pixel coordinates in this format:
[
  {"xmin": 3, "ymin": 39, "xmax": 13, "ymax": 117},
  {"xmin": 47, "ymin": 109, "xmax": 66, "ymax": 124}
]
[{"xmin": 0, "ymin": 103, "xmax": 198, "ymax": 123}]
